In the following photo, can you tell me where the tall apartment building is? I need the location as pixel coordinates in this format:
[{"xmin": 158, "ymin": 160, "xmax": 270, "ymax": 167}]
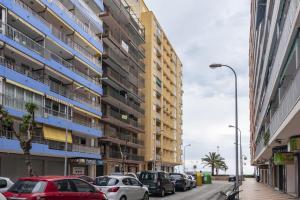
[
  {"xmin": 98, "ymin": 0, "xmax": 146, "ymax": 175},
  {"xmin": 250, "ymin": 0, "xmax": 300, "ymax": 196},
  {"xmin": 0, "ymin": 0, "xmax": 104, "ymax": 180},
  {"xmin": 128, "ymin": 0, "xmax": 183, "ymax": 172}
]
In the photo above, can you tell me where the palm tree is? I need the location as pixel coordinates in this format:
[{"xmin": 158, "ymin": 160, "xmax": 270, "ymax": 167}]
[
  {"xmin": 202, "ymin": 152, "xmax": 223, "ymax": 176},
  {"xmin": 215, "ymin": 159, "xmax": 228, "ymax": 175},
  {"xmin": 0, "ymin": 103, "xmax": 37, "ymax": 176}
]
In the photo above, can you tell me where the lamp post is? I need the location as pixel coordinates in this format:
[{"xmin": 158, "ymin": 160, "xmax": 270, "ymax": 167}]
[
  {"xmin": 183, "ymin": 144, "xmax": 191, "ymax": 172},
  {"xmin": 229, "ymin": 125, "xmax": 243, "ymax": 184},
  {"xmin": 209, "ymin": 63, "xmax": 239, "ymax": 192}
]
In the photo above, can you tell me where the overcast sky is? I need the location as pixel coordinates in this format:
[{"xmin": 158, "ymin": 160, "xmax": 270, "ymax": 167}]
[{"xmin": 144, "ymin": 0, "xmax": 253, "ymax": 174}]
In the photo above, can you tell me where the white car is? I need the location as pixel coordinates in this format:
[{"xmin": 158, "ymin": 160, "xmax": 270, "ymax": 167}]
[
  {"xmin": 94, "ymin": 176, "xmax": 149, "ymax": 200},
  {"xmin": 0, "ymin": 177, "xmax": 13, "ymax": 193}
]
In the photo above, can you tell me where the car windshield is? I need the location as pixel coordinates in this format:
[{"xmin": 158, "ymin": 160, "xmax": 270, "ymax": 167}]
[
  {"xmin": 94, "ymin": 177, "xmax": 119, "ymax": 186},
  {"xmin": 170, "ymin": 174, "xmax": 183, "ymax": 179},
  {"xmin": 139, "ymin": 173, "xmax": 157, "ymax": 180},
  {"xmin": 8, "ymin": 180, "xmax": 47, "ymax": 193}
]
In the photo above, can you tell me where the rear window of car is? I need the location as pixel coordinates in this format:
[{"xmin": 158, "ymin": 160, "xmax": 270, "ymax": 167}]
[
  {"xmin": 8, "ymin": 180, "xmax": 47, "ymax": 193},
  {"xmin": 94, "ymin": 177, "xmax": 119, "ymax": 186},
  {"xmin": 139, "ymin": 173, "xmax": 157, "ymax": 180},
  {"xmin": 170, "ymin": 174, "xmax": 183, "ymax": 179}
]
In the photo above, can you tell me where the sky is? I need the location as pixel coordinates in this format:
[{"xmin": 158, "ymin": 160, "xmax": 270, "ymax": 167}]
[{"xmin": 144, "ymin": 0, "xmax": 253, "ymax": 174}]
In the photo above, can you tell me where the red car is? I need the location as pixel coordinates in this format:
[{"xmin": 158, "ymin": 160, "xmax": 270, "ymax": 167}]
[{"xmin": 3, "ymin": 176, "xmax": 107, "ymax": 200}]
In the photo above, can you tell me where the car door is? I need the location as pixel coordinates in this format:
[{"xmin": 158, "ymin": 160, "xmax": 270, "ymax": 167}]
[
  {"xmin": 129, "ymin": 178, "xmax": 144, "ymax": 200},
  {"xmin": 54, "ymin": 179, "xmax": 78, "ymax": 200},
  {"xmin": 71, "ymin": 179, "xmax": 99, "ymax": 200},
  {"xmin": 165, "ymin": 173, "xmax": 173, "ymax": 191},
  {"xmin": 122, "ymin": 178, "xmax": 135, "ymax": 200}
]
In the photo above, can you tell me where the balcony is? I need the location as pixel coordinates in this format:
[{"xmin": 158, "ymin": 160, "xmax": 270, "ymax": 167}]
[
  {"xmin": 103, "ymin": 89, "xmax": 144, "ymax": 114},
  {"xmin": 13, "ymin": 0, "xmax": 101, "ymax": 68},
  {"xmin": 0, "ymin": 130, "xmax": 100, "ymax": 155},
  {"xmin": 0, "ymin": 22, "xmax": 101, "ymax": 87},
  {"xmin": 2, "ymin": 94, "xmax": 101, "ymax": 131},
  {"xmin": 103, "ymin": 130, "xmax": 144, "ymax": 146},
  {"xmin": 47, "ymin": 0, "xmax": 102, "ymax": 44},
  {"xmin": 104, "ymin": 150, "xmax": 144, "ymax": 161}
]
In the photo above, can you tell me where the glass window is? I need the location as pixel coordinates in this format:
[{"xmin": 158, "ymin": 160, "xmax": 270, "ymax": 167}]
[
  {"xmin": 139, "ymin": 172, "xmax": 157, "ymax": 181},
  {"xmin": 54, "ymin": 180, "xmax": 75, "ymax": 192},
  {"xmin": 94, "ymin": 177, "xmax": 119, "ymax": 186},
  {"xmin": 5, "ymin": 83, "xmax": 14, "ymax": 97},
  {"xmin": 8, "ymin": 180, "xmax": 47, "ymax": 193},
  {"xmin": 122, "ymin": 178, "xmax": 131, "ymax": 186},
  {"xmin": 129, "ymin": 178, "xmax": 140, "ymax": 186},
  {"xmin": 72, "ymin": 179, "xmax": 94, "ymax": 192}
]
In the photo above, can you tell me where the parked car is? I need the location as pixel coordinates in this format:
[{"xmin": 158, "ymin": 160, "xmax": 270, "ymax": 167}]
[
  {"xmin": 3, "ymin": 176, "xmax": 107, "ymax": 200},
  {"xmin": 169, "ymin": 173, "xmax": 192, "ymax": 191},
  {"xmin": 228, "ymin": 175, "xmax": 236, "ymax": 182},
  {"xmin": 187, "ymin": 175, "xmax": 197, "ymax": 188},
  {"xmin": 94, "ymin": 176, "xmax": 149, "ymax": 200},
  {"xmin": 139, "ymin": 171, "xmax": 175, "ymax": 197},
  {"xmin": 0, "ymin": 177, "xmax": 14, "ymax": 193}
]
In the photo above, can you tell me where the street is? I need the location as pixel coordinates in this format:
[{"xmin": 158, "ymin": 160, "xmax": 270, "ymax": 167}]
[{"xmin": 150, "ymin": 181, "xmax": 233, "ymax": 200}]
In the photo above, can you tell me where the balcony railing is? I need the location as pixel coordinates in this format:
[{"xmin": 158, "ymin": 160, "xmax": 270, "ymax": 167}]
[
  {"xmin": 2, "ymin": 94, "xmax": 101, "ymax": 130},
  {"xmin": 73, "ymin": 93, "xmax": 101, "ymax": 112},
  {"xmin": 72, "ymin": 144, "xmax": 100, "ymax": 154},
  {"xmin": 104, "ymin": 130, "xmax": 144, "ymax": 145},
  {"xmin": 106, "ymin": 150, "xmax": 144, "ymax": 161},
  {"xmin": 254, "ymin": 0, "xmax": 300, "ymax": 137},
  {"xmin": 0, "ymin": 22, "xmax": 101, "ymax": 86},
  {"xmin": 14, "ymin": 0, "xmax": 101, "ymax": 68},
  {"xmin": 48, "ymin": 0, "xmax": 101, "ymax": 44}
]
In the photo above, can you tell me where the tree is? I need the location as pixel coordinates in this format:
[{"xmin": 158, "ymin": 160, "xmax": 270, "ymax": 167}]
[
  {"xmin": 202, "ymin": 152, "xmax": 226, "ymax": 176},
  {"xmin": 0, "ymin": 103, "xmax": 37, "ymax": 176},
  {"xmin": 215, "ymin": 159, "xmax": 228, "ymax": 175}
]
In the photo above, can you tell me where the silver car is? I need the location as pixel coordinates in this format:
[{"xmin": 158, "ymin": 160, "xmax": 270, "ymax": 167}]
[{"xmin": 94, "ymin": 176, "xmax": 149, "ymax": 200}]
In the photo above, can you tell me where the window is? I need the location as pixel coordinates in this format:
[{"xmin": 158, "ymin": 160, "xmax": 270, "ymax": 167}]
[
  {"xmin": 8, "ymin": 181, "xmax": 47, "ymax": 193},
  {"xmin": 94, "ymin": 177, "xmax": 119, "ymax": 186},
  {"xmin": 122, "ymin": 178, "xmax": 131, "ymax": 186},
  {"xmin": 55, "ymin": 180, "xmax": 74, "ymax": 192},
  {"xmin": 72, "ymin": 179, "xmax": 95, "ymax": 192},
  {"xmin": 129, "ymin": 178, "xmax": 140, "ymax": 186}
]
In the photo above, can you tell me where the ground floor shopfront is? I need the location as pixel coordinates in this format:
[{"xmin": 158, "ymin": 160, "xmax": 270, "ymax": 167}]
[
  {"xmin": 144, "ymin": 161, "xmax": 175, "ymax": 173},
  {"xmin": 97, "ymin": 159, "xmax": 142, "ymax": 176},
  {"xmin": 257, "ymin": 145, "xmax": 300, "ymax": 197},
  {"xmin": 0, "ymin": 153, "xmax": 100, "ymax": 181}
]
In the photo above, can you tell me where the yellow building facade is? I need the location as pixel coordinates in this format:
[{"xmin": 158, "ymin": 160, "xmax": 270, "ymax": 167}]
[{"xmin": 128, "ymin": 0, "xmax": 183, "ymax": 172}]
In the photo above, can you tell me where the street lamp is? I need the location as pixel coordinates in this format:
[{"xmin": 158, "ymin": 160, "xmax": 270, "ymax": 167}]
[
  {"xmin": 183, "ymin": 144, "xmax": 191, "ymax": 172},
  {"xmin": 229, "ymin": 124, "xmax": 243, "ymax": 184},
  {"xmin": 209, "ymin": 63, "xmax": 239, "ymax": 191}
]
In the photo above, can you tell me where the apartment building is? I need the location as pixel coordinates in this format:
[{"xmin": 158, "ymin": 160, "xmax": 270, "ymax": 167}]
[
  {"xmin": 98, "ymin": 0, "xmax": 146, "ymax": 175},
  {"xmin": 128, "ymin": 0, "xmax": 183, "ymax": 172},
  {"xmin": 0, "ymin": 0, "xmax": 104, "ymax": 180},
  {"xmin": 250, "ymin": 0, "xmax": 300, "ymax": 196}
]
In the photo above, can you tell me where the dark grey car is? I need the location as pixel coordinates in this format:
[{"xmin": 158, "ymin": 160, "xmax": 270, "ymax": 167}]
[
  {"xmin": 169, "ymin": 173, "xmax": 192, "ymax": 191},
  {"xmin": 138, "ymin": 171, "xmax": 175, "ymax": 197}
]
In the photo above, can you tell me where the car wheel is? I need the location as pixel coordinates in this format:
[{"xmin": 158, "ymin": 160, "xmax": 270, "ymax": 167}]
[
  {"xmin": 143, "ymin": 192, "xmax": 149, "ymax": 200},
  {"xmin": 160, "ymin": 188, "xmax": 165, "ymax": 197},
  {"xmin": 120, "ymin": 196, "xmax": 127, "ymax": 200}
]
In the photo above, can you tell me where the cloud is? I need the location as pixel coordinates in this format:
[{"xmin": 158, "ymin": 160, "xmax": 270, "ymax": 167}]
[{"xmin": 144, "ymin": 0, "xmax": 252, "ymax": 174}]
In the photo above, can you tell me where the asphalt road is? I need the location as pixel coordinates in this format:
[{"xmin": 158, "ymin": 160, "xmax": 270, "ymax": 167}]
[{"xmin": 150, "ymin": 181, "xmax": 233, "ymax": 200}]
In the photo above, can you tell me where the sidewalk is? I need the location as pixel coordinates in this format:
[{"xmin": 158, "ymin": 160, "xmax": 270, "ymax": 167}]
[{"xmin": 240, "ymin": 178, "xmax": 299, "ymax": 200}]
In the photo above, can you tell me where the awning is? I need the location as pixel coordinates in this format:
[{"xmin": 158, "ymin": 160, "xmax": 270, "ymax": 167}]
[{"xmin": 43, "ymin": 126, "xmax": 72, "ymax": 143}]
